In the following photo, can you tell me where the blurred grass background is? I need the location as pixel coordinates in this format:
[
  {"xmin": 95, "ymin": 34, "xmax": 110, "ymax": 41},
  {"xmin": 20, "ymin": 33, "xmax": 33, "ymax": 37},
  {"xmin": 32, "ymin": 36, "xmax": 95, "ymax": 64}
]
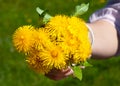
[{"xmin": 0, "ymin": 0, "xmax": 120, "ymax": 86}]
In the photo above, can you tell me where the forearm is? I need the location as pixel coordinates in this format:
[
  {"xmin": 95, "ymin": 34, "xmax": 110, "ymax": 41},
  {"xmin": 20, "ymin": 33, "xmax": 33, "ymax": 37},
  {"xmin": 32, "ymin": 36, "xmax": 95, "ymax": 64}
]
[{"xmin": 87, "ymin": 20, "xmax": 119, "ymax": 59}]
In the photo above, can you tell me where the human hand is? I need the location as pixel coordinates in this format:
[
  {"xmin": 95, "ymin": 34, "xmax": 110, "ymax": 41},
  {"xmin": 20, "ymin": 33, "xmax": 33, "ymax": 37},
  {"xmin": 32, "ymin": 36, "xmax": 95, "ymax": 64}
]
[{"xmin": 45, "ymin": 66, "xmax": 73, "ymax": 81}]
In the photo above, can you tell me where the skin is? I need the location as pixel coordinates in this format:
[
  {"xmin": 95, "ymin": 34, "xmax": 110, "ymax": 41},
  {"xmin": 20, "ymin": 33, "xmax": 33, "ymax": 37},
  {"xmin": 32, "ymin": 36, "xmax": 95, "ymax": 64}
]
[
  {"xmin": 45, "ymin": 66, "xmax": 73, "ymax": 80},
  {"xmin": 45, "ymin": 19, "xmax": 119, "ymax": 80},
  {"xmin": 88, "ymin": 19, "xmax": 119, "ymax": 58}
]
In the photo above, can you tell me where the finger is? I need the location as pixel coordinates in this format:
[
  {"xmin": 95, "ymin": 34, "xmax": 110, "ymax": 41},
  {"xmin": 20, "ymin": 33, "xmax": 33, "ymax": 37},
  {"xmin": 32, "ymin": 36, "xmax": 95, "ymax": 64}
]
[
  {"xmin": 45, "ymin": 72, "xmax": 67, "ymax": 81},
  {"xmin": 46, "ymin": 67, "xmax": 71, "ymax": 75},
  {"xmin": 64, "ymin": 68, "xmax": 73, "ymax": 76},
  {"xmin": 45, "ymin": 67, "xmax": 73, "ymax": 80},
  {"xmin": 61, "ymin": 67, "xmax": 72, "ymax": 74},
  {"xmin": 45, "ymin": 69, "xmax": 64, "ymax": 78},
  {"xmin": 49, "ymin": 69, "xmax": 73, "ymax": 80}
]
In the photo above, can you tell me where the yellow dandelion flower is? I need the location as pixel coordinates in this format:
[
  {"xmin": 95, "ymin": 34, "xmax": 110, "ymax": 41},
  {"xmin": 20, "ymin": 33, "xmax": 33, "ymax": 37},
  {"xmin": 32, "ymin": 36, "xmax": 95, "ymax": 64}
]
[
  {"xmin": 13, "ymin": 25, "xmax": 35, "ymax": 53},
  {"xmin": 68, "ymin": 16, "xmax": 88, "ymax": 38},
  {"xmin": 39, "ymin": 45, "xmax": 67, "ymax": 70},
  {"xmin": 59, "ymin": 33, "xmax": 80, "ymax": 55},
  {"xmin": 47, "ymin": 15, "xmax": 69, "ymax": 30},
  {"xmin": 33, "ymin": 28, "xmax": 51, "ymax": 51},
  {"xmin": 72, "ymin": 46, "xmax": 91, "ymax": 63},
  {"xmin": 70, "ymin": 37, "xmax": 91, "ymax": 63},
  {"xmin": 65, "ymin": 16, "xmax": 91, "ymax": 63},
  {"xmin": 45, "ymin": 15, "xmax": 70, "ymax": 44},
  {"xmin": 26, "ymin": 54, "xmax": 51, "ymax": 74}
]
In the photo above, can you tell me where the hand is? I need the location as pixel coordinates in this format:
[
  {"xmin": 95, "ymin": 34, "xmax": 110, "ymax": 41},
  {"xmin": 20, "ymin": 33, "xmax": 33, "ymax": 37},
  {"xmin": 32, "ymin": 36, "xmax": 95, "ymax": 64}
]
[{"xmin": 45, "ymin": 66, "xmax": 73, "ymax": 80}]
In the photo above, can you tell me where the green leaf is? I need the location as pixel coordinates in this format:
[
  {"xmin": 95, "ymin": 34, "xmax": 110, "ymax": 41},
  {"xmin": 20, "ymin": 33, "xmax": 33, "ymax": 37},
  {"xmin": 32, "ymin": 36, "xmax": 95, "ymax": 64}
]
[
  {"xmin": 74, "ymin": 3, "xmax": 89, "ymax": 16},
  {"xmin": 36, "ymin": 7, "xmax": 52, "ymax": 24},
  {"xmin": 83, "ymin": 61, "xmax": 92, "ymax": 67},
  {"xmin": 72, "ymin": 66, "xmax": 82, "ymax": 80},
  {"xmin": 36, "ymin": 7, "xmax": 44, "ymax": 15},
  {"xmin": 43, "ymin": 13, "xmax": 52, "ymax": 24}
]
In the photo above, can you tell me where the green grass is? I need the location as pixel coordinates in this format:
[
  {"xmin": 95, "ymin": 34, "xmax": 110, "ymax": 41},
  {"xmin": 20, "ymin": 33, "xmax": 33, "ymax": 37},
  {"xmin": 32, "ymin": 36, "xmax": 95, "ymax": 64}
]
[{"xmin": 1, "ymin": 0, "xmax": 120, "ymax": 86}]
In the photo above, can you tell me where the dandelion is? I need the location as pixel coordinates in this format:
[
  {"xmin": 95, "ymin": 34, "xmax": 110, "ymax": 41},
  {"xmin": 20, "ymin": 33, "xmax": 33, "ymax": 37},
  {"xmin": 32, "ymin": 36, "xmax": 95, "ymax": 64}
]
[
  {"xmin": 45, "ymin": 15, "xmax": 70, "ymax": 44},
  {"xmin": 67, "ymin": 16, "xmax": 91, "ymax": 63},
  {"xmin": 33, "ymin": 28, "xmax": 51, "ymax": 51},
  {"xmin": 13, "ymin": 25, "xmax": 35, "ymax": 53},
  {"xmin": 68, "ymin": 16, "xmax": 88, "ymax": 38},
  {"xmin": 39, "ymin": 45, "xmax": 67, "ymax": 70},
  {"xmin": 59, "ymin": 33, "xmax": 80, "ymax": 56},
  {"xmin": 26, "ymin": 54, "xmax": 51, "ymax": 74}
]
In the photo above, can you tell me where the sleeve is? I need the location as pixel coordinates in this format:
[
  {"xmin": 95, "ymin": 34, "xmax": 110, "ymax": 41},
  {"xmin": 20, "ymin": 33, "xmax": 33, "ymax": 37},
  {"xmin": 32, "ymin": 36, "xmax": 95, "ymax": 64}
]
[
  {"xmin": 107, "ymin": 0, "xmax": 120, "ymax": 5},
  {"xmin": 89, "ymin": 1, "xmax": 120, "ymax": 55},
  {"xmin": 89, "ymin": 2, "xmax": 120, "ymax": 35}
]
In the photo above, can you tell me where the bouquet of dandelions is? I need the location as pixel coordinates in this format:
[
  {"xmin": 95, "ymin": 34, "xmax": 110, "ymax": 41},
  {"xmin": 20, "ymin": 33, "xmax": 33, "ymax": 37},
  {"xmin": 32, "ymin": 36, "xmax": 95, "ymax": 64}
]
[{"xmin": 13, "ymin": 3, "xmax": 92, "ymax": 80}]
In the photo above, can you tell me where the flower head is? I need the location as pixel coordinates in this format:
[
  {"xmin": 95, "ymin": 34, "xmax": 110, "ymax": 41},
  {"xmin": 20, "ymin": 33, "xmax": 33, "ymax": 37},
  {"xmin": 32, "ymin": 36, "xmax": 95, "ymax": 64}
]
[
  {"xmin": 33, "ymin": 28, "xmax": 51, "ymax": 51},
  {"xmin": 26, "ymin": 54, "xmax": 51, "ymax": 74},
  {"xmin": 45, "ymin": 15, "xmax": 70, "ymax": 45},
  {"xmin": 67, "ymin": 16, "xmax": 91, "ymax": 63},
  {"xmin": 13, "ymin": 25, "xmax": 35, "ymax": 53},
  {"xmin": 39, "ymin": 45, "xmax": 67, "ymax": 70}
]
